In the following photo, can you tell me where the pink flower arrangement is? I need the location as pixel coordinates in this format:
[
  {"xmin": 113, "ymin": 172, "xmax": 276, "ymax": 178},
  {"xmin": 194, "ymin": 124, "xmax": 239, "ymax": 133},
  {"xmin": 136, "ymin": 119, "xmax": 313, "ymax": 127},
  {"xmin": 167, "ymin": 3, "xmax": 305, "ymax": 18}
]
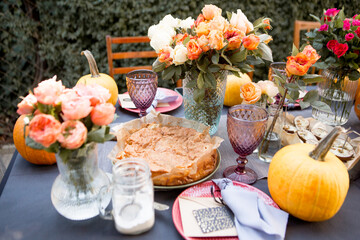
[
  {"xmin": 307, "ymin": 8, "xmax": 360, "ymax": 80},
  {"xmin": 16, "ymin": 76, "xmax": 116, "ymax": 153}
]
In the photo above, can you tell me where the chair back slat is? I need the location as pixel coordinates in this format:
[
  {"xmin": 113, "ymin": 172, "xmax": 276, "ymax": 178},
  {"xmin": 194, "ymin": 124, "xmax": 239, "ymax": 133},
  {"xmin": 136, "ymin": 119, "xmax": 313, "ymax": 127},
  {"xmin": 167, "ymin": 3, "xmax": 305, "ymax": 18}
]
[{"xmin": 293, "ymin": 20, "xmax": 321, "ymax": 49}]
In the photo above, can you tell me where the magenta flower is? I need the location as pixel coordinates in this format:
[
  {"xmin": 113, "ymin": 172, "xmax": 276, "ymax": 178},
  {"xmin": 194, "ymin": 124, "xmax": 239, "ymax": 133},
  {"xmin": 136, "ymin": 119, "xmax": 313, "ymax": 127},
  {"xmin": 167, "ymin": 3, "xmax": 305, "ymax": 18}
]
[
  {"xmin": 324, "ymin": 8, "xmax": 340, "ymax": 17},
  {"xmin": 353, "ymin": 14, "xmax": 358, "ymax": 19},
  {"xmin": 353, "ymin": 20, "xmax": 360, "ymax": 26},
  {"xmin": 319, "ymin": 24, "xmax": 329, "ymax": 31},
  {"xmin": 345, "ymin": 33, "xmax": 354, "ymax": 41},
  {"xmin": 343, "ymin": 19, "xmax": 351, "ymax": 30},
  {"xmin": 356, "ymin": 27, "xmax": 360, "ymax": 38}
]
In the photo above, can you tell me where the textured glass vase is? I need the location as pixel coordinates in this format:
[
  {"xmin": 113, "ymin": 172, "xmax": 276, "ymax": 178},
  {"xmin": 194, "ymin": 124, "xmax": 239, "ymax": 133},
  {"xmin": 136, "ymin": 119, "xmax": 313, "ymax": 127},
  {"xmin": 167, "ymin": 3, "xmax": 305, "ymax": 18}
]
[
  {"xmin": 312, "ymin": 68, "xmax": 359, "ymax": 125},
  {"xmin": 183, "ymin": 70, "xmax": 228, "ymax": 135},
  {"xmin": 51, "ymin": 142, "xmax": 111, "ymax": 220}
]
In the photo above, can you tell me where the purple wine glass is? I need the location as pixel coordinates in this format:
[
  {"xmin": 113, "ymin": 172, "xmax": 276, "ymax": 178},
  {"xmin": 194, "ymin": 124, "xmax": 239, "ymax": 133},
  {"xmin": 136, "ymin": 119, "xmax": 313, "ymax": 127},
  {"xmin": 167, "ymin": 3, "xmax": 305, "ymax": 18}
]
[
  {"xmin": 126, "ymin": 70, "xmax": 158, "ymax": 117},
  {"xmin": 224, "ymin": 104, "xmax": 268, "ymax": 184}
]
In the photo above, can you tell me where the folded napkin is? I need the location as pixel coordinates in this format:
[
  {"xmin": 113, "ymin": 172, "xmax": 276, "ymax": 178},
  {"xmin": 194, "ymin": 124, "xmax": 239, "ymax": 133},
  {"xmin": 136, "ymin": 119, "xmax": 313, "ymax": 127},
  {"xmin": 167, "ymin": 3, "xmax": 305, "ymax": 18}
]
[
  {"xmin": 146, "ymin": 89, "xmax": 178, "ymax": 113},
  {"xmin": 212, "ymin": 178, "xmax": 288, "ymax": 240}
]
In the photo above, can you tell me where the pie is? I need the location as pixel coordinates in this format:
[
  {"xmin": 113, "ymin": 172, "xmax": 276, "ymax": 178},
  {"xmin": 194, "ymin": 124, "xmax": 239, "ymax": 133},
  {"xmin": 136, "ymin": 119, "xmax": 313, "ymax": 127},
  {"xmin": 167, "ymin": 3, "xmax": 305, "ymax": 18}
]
[{"xmin": 115, "ymin": 123, "xmax": 219, "ymax": 186}]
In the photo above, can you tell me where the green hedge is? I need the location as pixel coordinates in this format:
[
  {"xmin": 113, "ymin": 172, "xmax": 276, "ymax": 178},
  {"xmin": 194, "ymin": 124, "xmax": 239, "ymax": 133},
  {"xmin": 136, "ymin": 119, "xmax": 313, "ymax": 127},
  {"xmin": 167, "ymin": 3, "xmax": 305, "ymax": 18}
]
[{"xmin": 0, "ymin": 0, "xmax": 358, "ymax": 139}]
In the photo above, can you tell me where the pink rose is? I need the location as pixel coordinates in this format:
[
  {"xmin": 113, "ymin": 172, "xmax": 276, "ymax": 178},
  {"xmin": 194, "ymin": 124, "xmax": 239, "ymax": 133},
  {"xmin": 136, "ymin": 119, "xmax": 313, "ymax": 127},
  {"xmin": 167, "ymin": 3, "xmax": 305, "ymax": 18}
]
[
  {"xmin": 333, "ymin": 43, "xmax": 349, "ymax": 58},
  {"xmin": 326, "ymin": 39, "xmax": 338, "ymax": 51},
  {"xmin": 28, "ymin": 114, "xmax": 61, "ymax": 148},
  {"xmin": 91, "ymin": 103, "xmax": 115, "ymax": 126},
  {"xmin": 55, "ymin": 89, "xmax": 79, "ymax": 105},
  {"xmin": 75, "ymin": 84, "xmax": 111, "ymax": 106},
  {"xmin": 353, "ymin": 14, "xmax": 358, "ymax": 19},
  {"xmin": 352, "ymin": 19, "xmax": 360, "ymax": 26},
  {"xmin": 324, "ymin": 8, "xmax": 340, "ymax": 17},
  {"xmin": 319, "ymin": 24, "xmax": 329, "ymax": 31},
  {"xmin": 57, "ymin": 120, "xmax": 87, "ymax": 149},
  {"xmin": 34, "ymin": 76, "xmax": 64, "ymax": 105},
  {"xmin": 343, "ymin": 19, "xmax": 351, "ymax": 30},
  {"xmin": 61, "ymin": 97, "xmax": 92, "ymax": 120},
  {"xmin": 345, "ymin": 33, "xmax": 355, "ymax": 41},
  {"xmin": 17, "ymin": 94, "xmax": 37, "ymax": 115},
  {"xmin": 356, "ymin": 27, "xmax": 360, "ymax": 38}
]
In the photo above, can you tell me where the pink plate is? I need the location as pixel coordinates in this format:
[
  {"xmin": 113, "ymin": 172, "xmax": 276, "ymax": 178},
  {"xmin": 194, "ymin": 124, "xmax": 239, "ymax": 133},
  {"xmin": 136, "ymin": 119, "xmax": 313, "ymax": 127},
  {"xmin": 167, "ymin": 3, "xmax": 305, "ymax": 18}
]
[
  {"xmin": 119, "ymin": 87, "xmax": 183, "ymax": 113},
  {"xmin": 172, "ymin": 180, "xmax": 279, "ymax": 240}
]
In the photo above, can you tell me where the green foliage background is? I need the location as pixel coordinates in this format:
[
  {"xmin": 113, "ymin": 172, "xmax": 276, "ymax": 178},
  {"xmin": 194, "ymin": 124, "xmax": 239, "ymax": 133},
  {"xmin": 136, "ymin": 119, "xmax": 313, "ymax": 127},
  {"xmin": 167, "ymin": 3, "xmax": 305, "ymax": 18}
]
[{"xmin": 0, "ymin": 0, "xmax": 358, "ymax": 140}]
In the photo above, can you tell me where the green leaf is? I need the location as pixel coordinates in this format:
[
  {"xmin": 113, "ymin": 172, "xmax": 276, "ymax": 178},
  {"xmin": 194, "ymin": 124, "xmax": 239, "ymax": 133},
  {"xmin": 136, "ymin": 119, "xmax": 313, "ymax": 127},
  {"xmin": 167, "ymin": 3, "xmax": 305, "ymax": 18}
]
[
  {"xmin": 208, "ymin": 64, "xmax": 221, "ymax": 73},
  {"xmin": 305, "ymin": 31, "xmax": 316, "ymax": 38},
  {"xmin": 226, "ymin": 11, "xmax": 232, "ymax": 21},
  {"xmin": 311, "ymin": 101, "xmax": 332, "ymax": 114},
  {"xmin": 197, "ymin": 72, "xmax": 204, "ymax": 89},
  {"xmin": 312, "ymin": 41, "xmax": 323, "ymax": 50},
  {"xmin": 25, "ymin": 137, "xmax": 46, "ymax": 150},
  {"xmin": 197, "ymin": 57, "xmax": 210, "ymax": 72},
  {"xmin": 238, "ymin": 63, "xmax": 254, "ymax": 73},
  {"xmin": 211, "ymin": 51, "xmax": 220, "ymax": 64},
  {"xmin": 162, "ymin": 65, "xmax": 176, "ymax": 80},
  {"xmin": 273, "ymin": 68, "xmax": 287, "ymax": 82},
  {"xmin": 193, "ymin": 88, "xmax": 205, "ymax": 103},
  {"xmin": 309, "ymin": 14, "xmax": 321, "ymax": 22},
  {"xmin": 245, "ymin": 56, "xmax": 264, "ymax": 65},
  {"xmin": 205, "ymin": 71, "xmax": 216, "ymax": 88},
  {"xmin": 344, "ymin": 52, "xmax": 358, "ymax": 60},
  {"xmin": 58, "ymin": 149, "xmax": 72, "ymax": 163},
  {"xmin": 185, "ymin": 79, "xmax": 197, "ymax": 88},
  {"xmin": 87, "ymin": 126, "xmax": 108, "ymax": 143},
  {"xmin": 302, "ymin": 90, "xmax": 318, "ymax": 103},
  {"xmin": 231, "ymin": 71, "xmax": 241, "ymax": 78},
  {"xmin": 292, "ymin": 44, "xmax": 299, "ymax": 56},
  {"xmin": 257, "ymin": 43, "xmax": 273, "ymax": 62},
  {"xmin": 183, "ymin": 36, "xmax": 190, "ymax": 46},
  {"xmin": 230, "ymin": 49, "xmax": 247, "ymax": 63},
  {"xmin": 152, "ymin": 58, "xmax": 166, "ymax": 72},
  {"xmin": 299, "ymin": 101, "xmax": 311, "ymax": 109},
  {"xmin": 221, "ymin": 52, "xmax": 232, "ymax": 65},
  {"xmin": 303, "ymin": 74, "xmax": 324, "ymax": 83},
  {"xmin": 289, "ymin": 90, "xmax": 300, "ymax": 101},
  {"xmin": 273, "ymin": 75, "xmax": 286, "ymax": 84},
  {"xmin": 312, "ymin": 61, "xmax": 329, "ymax": 69},
  {"xmin": 253, "ymin": 17, "xmax": 264, "ymax": 27},
  {"xmin": 349, "ymin": 70, "xmax": 360, "ymax": 81},
  {"xmin": 285, "ymin": 83, "xmax": 300, "ymax": 91}
]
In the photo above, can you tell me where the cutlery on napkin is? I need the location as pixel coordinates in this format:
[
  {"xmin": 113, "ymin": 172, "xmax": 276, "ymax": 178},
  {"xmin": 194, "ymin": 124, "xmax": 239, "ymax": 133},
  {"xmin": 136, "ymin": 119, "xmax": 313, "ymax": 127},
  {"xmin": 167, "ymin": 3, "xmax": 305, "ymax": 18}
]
[{"xmin": 212, "ymin": 178, "xmax": 289, "ymax": 240}]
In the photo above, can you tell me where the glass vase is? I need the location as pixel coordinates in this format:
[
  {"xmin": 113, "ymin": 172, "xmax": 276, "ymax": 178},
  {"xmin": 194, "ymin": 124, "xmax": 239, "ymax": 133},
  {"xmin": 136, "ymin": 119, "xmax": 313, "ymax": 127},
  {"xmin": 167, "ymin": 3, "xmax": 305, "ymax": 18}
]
[
  {"xmin": 183, "ymin": 70, "xmax": 228, "ymax": 135},
  {"xmin": 51, "ymin": 142, "xmax": 111, "ymax": 220},
  {"xmin": 312, "ymin": 68, "xmax": 359, "ymax": 125}
]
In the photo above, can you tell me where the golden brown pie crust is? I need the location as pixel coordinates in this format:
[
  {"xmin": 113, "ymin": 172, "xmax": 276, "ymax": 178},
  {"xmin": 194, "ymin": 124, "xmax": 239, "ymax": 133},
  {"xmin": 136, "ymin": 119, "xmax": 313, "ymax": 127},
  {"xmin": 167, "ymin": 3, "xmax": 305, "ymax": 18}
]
[{"xmin": 115, "ymin": 123, "xmax": 218, "ymax": 186}]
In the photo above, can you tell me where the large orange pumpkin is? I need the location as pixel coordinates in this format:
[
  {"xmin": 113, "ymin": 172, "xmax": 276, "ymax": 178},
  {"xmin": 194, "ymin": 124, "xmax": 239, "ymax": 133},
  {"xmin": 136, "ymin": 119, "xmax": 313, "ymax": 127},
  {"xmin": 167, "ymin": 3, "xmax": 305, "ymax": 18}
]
[
  {"xmin": 13, "ymin": 115, "xmax": 56, "ymax": 165},
  {"xmin": 268, "ymin": 127, "xmax": 349, "ymax": 222}
]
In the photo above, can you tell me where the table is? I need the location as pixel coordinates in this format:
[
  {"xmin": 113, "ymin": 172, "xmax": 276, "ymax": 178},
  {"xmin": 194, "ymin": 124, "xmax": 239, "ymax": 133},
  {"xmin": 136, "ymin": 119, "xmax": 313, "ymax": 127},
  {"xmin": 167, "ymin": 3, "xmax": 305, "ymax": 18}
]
[{"xmin": 1, "ymin": 102, "xmax": 360, "ymax": 240}]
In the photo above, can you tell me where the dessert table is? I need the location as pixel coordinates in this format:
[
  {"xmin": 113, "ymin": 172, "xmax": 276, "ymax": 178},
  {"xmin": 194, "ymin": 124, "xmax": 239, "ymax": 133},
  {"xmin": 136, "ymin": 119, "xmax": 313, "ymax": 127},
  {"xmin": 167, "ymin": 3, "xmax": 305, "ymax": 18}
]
[{"xmin": 1, "ymin": 102, "xmax": 360, "ymax": 240}]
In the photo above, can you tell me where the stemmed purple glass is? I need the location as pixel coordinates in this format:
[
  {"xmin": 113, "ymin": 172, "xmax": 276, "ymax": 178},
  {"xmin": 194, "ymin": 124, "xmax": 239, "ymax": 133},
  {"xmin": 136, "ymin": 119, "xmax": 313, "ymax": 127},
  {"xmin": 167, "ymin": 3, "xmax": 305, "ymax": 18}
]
[
  {"xmin": 126, "ymin": 70, "xmax": 158, "ymax": 117},
  {"xmin": 224, "ymin": 104, "xmax": 268, "ymax": 184}
]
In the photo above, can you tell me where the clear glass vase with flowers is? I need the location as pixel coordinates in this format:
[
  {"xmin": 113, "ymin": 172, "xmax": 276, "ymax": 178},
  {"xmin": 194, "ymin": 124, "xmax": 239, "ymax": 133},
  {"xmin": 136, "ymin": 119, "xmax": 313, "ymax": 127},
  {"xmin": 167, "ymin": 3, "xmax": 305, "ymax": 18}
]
[
  {"xmin": 16, "ymin": 76, "xmax": 116, "ymax": 220},
  {"xmin": 148, "ymin": 4, "xmax": 273, "ymax": 134},
  {"xmin": 258, "ymin": 44, "xmax": 327, "ymax": 162},
  {"xmin": 306, "ymin": 8, "xmax": 360, "ymax": 125}
]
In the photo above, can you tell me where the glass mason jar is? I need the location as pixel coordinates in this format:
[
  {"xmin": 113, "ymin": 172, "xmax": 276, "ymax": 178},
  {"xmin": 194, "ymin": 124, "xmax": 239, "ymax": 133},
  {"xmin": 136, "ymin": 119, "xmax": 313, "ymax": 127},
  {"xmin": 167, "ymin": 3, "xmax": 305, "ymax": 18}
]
[
  {"xmin": 312, "ymin": 68, "xmax": 359, "ymax": 125},
  {"xmin": 183, "ymin": 70, "xmax": 228, "ymax": 135},
  {"xmin": 51, "ymin": 142, "xmax": 111, "ymax": 220}
]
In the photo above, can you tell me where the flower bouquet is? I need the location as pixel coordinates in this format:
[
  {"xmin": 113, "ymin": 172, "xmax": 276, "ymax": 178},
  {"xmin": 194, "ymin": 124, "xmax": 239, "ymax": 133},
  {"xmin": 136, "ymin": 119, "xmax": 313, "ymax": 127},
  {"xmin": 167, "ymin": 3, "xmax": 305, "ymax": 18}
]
[
  {"xmin": 148, "ymin": 4, "xmax": 273, "ymax": 134},
  {"xmin": 16, "ymin": 76, "xmax": 115, "ymax": 220},
  {"xmin": 306, "ymin": 8, "xmax": 360, "ymax": 125}
]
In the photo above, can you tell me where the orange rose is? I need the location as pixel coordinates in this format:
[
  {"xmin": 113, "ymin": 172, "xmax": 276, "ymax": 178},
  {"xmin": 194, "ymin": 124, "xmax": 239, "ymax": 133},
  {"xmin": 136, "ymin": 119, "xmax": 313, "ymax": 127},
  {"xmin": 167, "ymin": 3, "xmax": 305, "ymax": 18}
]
[
  {"xmin": 242, "ymin": 34, "xmax": 260, "ymax": 50},
  {"xmin": 240, "ymin": 82, "xmax": 262, "ymax": 104},
  {"xmin": 196, "ymin": 22, "xmax": 210, "ymax": 37},
  {"xmin": 91, "ymin": 103, "xmax": 116, "ymax": 126},
  {"xmin": 28, "ymin": 114, "xmax": 61, "ymax": 148},
  {"xmin": 57, "ymin": 120, "xmax": 87, "ymax": 149},
  {"xmin": 174, "ymin": 33, "xmax": 189, "ymax": 45},
  {"xmin": 197, "ymin": 35, "xmax": 210, "ymax": 52},
  {"xmin": 158, "ymin": 46, "xmax": 173, "ymax": 64},
  {"xmin": 195, "ymin": 14, "xmax": 205, "ymax": 27},
  {"xmin": 286, "ymin": 53, "xmax": 313, "ymax": 76},
  {"xmin": 208, "ymin": 30, "xmax": 225, "ymax": 50},
  {"xmin": 202, "ymin": 4, "xmax": 222, "ymax": 20},
  {"xmin": 224, "ymin": 27, "xmax": 244, "ymax": 50},
  {"xmin": 263, "ymin": 19, "xmax": 271, "ymax": 30},
  {"xmin": 301, "ymin": 45, "xmax": 320, "ymax": 64},
  {"xmin": 186, "ymin": 39, "xmax": 203, "ymax": 60}
]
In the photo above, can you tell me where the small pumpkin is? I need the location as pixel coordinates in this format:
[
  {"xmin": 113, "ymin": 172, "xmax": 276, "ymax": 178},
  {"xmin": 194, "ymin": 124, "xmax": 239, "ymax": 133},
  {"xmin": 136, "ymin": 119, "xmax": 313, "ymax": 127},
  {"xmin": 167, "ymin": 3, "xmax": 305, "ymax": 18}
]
[
  {"xmin": 268, "ymin": 127, "xmax": 349, "ymax": 222},
  {"xmin": 77, "ymin": 50, "xmax": 119, "ymax": 106},
  {"xmin": 355, "ymin": 80, "xmax": 360, "ymax": 120},
  {"xmin": 223, "ymin": 73, "xmax": 251, "ymax": 107},
  {"xmin": 13, "ymin": 115, "xmax": 56, "ymax": 165}
]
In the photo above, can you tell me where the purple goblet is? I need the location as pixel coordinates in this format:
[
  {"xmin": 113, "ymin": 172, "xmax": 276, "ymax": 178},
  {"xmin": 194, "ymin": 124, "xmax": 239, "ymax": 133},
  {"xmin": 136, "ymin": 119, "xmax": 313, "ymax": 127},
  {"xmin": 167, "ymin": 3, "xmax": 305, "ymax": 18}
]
[
  {"xmin": 224, "ymin": 104, "xmax": 268, "ymax": 184},
  {"xmin": 126, "ymin": 70, "xmax": 158, "ymax": 117}
]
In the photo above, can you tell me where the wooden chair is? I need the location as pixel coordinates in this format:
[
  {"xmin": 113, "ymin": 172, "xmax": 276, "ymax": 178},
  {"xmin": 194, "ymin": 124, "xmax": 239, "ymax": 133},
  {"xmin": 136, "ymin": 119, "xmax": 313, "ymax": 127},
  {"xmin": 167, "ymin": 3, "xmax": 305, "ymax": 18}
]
[
  {"xmin": 106, "ymin": 35, "xmax": 157, "ymax": 78},
  {"xmin": 293, "ymin": 20, "xmax": 321, "ymax": 49}
]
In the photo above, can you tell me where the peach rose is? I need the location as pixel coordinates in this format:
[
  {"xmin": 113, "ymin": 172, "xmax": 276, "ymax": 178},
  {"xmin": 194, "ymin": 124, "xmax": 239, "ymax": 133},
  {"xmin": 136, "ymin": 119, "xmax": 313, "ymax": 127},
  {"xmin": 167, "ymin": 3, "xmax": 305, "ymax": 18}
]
[
  {"xmin": 34, "ymin": 76, "xmax": 64, "ymax": 105},
  {"xmin": 301, "ymin": 45, "xmax": 320, "ymax": 64},
  {"xmin": 197, "ymin": 35, "xmax": 210, "ymax": 52},
  {"xmin": 28, "ymin": 114, "xmax": 61, "ymax": 148},
  {"xmin": 172, "ymin": 44, "xmax": 188, "ymax": 65},
  {"xmin": 55, "ymin": 88, "xmax": 79, "ymax": 105},
  {"xmin": 257, "ymin": 80, "xmax": 279, "ymax": 98},
  {"xmin": 174, "ymin": 33, "xmax": 189, "ymax": 45},
  {"xmin": 17, "ymin": 93, "xmax": 37, "ymax": 115},
  {"xmin": 186, "ymin": 39, "xmax": 203, "ymax": 60},
  {"xmin": 202, "ymin": 4, "xmax": 222, "ymax": 20},
  {"xmin": 286, "ymin": 53, "xmax": 312, "ymax": 76},
  {"xmin": 195, "ymin": 14, "xmax": 205, "ymax": 27},
  {"xmin": 196, "ymin": 22, "xmax": 210, "ymax": 37},
  {"xmin": 208, "ymin": 29, "xmax": 225, "ymax": 50},
  {"xmin": 240, "ymin": 82, "xmax": 262, "ymax": 104},
  {"xmin": 57, "ymin": 120, "xmax": 87, "ymax": 149},
  {"xmin": 209, "ymin": 16, "xmax": 229, "ymax": 32},
  {"xmin": 242, "ymin": 34, "xmax": 260, "ymax": 50},
  {"xmin": 224, "ymin": 27, "xmax": 244, "ymax": 50},
  {"xmin": 158, "ymin": 46, "xmax": 174, "ymax": 64},
  {"xmin": 91, "ymin": 103, "xmax": 116, "ymax": 126},
  {"xmin": 61, "ymin": 96, "xmax": 92, "ymax": 120},
  {"xmin": 75, "ymin": 84, "xmax": 111, "ymax": 106},
  {"xmin": 230, "ymin": 9, "xmax": 253, "ymax": 34}
]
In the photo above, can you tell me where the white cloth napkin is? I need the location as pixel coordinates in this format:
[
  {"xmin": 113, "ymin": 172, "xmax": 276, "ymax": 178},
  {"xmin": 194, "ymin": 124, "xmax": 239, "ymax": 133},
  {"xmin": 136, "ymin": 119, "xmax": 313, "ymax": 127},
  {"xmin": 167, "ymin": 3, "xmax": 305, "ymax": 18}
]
[
  {"xmin": 212, "ymin": 178, "xmax": 288, "ymax": 240},
  {"xmin": 146, "ymin": 89, "xmax": 178, "ymax": 113}
]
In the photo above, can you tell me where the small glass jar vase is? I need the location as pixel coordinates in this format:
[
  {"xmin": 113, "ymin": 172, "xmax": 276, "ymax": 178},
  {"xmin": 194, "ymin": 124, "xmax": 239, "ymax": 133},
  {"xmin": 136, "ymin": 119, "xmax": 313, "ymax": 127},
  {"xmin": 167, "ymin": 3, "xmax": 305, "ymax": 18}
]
[
  {"xmin": 183, "ymin": 70, "xmax": 228, "ymax": 135},
  {"xmin": 312, "ymin": 68, "xmax": 359, "ymax": 126},
  {"xmin": 51, "ymin": 142, "xmax": 111, "ymax": 220}
]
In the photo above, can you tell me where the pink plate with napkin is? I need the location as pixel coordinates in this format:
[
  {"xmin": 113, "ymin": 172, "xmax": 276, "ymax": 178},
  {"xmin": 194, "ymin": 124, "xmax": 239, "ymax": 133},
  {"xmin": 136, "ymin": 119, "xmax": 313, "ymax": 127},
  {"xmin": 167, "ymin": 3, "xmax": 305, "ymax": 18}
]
[
  {"xmin": 172, "ymin": 180, "xmax": 279, "ymax": 240},
  {"xmin": 119, "ymin": 87, "xmax": 183, "ymax": 113}
]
